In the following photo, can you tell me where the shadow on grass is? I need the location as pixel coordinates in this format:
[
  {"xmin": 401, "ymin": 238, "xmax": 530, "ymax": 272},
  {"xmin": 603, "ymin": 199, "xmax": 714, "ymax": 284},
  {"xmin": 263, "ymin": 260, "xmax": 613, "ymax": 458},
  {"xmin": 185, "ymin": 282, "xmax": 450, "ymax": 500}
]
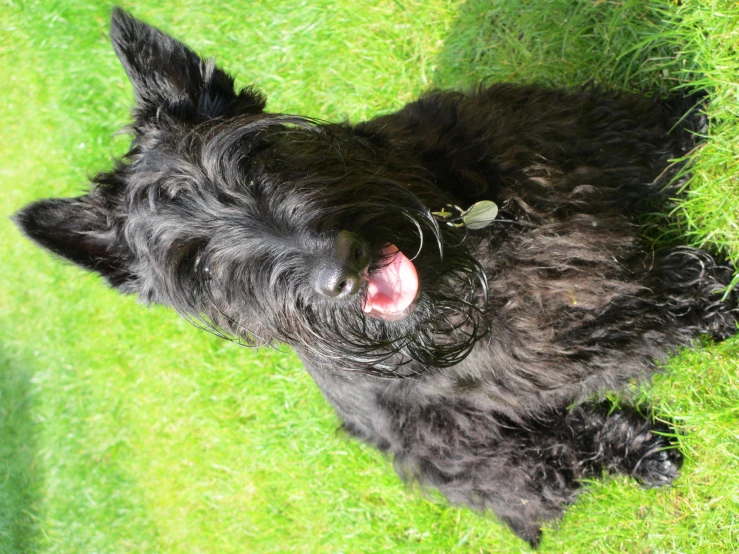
[
  {"xmin": 0, "ymin": 352, "xmax": 40, "ymax": 553},
  {"xmin": 433, "ymin": 0, "xmax": 685, "ymax": 94},
  {"xmin": 432, "ymin": 0, "xmax": 702, "ymax": 256}
]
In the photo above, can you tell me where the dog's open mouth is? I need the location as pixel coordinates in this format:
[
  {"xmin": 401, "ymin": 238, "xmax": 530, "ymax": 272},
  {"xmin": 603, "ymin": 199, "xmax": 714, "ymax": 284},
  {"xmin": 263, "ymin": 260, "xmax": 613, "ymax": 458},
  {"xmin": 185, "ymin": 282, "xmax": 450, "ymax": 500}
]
[{"xmin": 362, "ymin": 244, "xmax": 419, "ymax": 321}]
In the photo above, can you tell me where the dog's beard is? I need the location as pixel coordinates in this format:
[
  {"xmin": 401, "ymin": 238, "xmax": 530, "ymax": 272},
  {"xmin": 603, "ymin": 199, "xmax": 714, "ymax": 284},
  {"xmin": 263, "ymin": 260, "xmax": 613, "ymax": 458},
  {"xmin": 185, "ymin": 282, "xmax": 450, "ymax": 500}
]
[
  {"xmin": 190, "ymin": 218, "xmax": 489, "ymax": 378},
  {"xmin": 294, "ymin": 244, "xmax": 488, "ymax": 378}
]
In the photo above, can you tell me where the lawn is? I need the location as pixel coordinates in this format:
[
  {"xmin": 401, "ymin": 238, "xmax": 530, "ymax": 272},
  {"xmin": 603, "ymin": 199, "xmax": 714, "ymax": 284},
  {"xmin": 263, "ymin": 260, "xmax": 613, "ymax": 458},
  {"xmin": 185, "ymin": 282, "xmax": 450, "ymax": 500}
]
[{"xmin": 1, "ymin": 0, "xmax": 738, "ymax": 552}]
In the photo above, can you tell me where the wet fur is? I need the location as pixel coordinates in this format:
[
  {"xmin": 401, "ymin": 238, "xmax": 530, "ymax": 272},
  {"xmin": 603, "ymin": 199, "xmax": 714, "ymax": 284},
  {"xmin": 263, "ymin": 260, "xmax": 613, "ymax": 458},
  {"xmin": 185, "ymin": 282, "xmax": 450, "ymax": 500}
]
[{"xmin": 14, "ymin": 9, "xmax": 738, "ymax": 546}]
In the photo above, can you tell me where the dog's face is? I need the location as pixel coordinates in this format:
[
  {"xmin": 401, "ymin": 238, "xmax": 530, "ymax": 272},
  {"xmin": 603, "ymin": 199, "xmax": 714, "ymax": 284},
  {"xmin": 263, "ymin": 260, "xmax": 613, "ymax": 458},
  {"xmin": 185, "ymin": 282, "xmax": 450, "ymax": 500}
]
[{"xmin": 14, "ymin": 9, "xmax": 487, "ymax": 375}]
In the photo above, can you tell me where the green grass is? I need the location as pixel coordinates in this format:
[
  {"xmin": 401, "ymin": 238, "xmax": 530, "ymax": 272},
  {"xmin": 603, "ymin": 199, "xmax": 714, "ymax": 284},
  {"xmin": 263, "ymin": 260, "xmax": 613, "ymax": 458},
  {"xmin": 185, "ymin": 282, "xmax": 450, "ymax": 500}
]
[{"xmin": 1, "ymin": 0, "xmax": 738, "ymax": 552}]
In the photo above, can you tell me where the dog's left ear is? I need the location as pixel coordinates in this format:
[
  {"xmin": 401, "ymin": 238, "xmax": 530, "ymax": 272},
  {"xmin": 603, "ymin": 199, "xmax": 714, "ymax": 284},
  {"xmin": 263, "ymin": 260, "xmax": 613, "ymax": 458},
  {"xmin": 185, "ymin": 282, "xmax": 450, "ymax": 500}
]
[
  {"xmin": 110, "ymin": 7, "xmax": 265, "ymax": 124},
  {"xmin": 13, "ymin": 192, "xmax": 135, "ymax": 290}
]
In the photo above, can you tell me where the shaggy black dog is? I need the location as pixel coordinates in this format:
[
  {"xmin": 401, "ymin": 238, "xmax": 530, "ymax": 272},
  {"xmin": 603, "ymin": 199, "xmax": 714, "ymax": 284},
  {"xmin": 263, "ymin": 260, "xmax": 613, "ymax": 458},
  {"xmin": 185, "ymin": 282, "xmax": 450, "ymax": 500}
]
[{"xmin": 14, "ymin": 9, "xmax": 739, "ymax": 546}]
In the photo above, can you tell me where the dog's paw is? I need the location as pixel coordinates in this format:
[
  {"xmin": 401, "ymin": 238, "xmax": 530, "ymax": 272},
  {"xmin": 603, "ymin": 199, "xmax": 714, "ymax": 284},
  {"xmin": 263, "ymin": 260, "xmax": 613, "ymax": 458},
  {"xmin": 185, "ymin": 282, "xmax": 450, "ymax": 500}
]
[
  {"xmin": 632, "ymin": 443, "xmax": 682, "ymax": 488},
  {"xmin": 502, "ymin": 517, "xmax": 543, "ymax": 549}
]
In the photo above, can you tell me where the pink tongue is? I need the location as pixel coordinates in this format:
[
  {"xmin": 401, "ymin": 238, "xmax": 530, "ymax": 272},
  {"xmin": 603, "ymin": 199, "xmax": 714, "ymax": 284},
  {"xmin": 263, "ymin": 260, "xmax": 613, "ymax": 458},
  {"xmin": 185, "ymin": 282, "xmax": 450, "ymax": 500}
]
[{"xmin": 363, "ymin": 245, "xmax": 419, "ymax": 320}]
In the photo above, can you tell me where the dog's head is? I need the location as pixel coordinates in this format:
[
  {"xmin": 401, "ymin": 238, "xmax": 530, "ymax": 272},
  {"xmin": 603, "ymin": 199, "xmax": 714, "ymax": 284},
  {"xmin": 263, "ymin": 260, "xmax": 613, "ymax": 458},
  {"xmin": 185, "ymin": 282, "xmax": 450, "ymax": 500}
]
[{"xmin": 14, "ymin": 9, "xmax": 487, "ymax": 375}]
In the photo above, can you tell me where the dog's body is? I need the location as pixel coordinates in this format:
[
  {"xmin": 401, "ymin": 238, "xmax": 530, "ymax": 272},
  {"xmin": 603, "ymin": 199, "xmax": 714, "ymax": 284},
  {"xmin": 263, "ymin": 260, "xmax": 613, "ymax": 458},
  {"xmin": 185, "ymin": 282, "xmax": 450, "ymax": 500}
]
[{"xmin": 14, "ymin": 9, "xmax": 739, "ymax": 546}]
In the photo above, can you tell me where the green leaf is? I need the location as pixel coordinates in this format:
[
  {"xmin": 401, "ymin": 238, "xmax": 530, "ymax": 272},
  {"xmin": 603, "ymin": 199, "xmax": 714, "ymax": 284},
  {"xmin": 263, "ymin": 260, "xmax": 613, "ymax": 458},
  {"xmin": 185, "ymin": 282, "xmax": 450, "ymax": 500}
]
[{"xmin": 462, "ymin": 200, "xmax": 498, "ymax": 230}]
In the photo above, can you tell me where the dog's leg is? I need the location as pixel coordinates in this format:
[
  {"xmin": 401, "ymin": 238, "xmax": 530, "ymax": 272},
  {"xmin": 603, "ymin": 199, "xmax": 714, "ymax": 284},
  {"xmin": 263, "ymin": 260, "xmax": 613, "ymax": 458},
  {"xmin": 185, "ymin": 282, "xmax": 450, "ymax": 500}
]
[
  {"xmin": 360, "ymin": 397, "xmax": 681, "ymax": 547},
  {"xmin": 565, "ymin": 401, "xmax": 682, "ymax": 488},
  {"xmin": 646, "ymin": 247, "xmax": 739, "ymax": 341},
  {"xmin": 303, "ymin": 361, "xmax": 680, "ymax": 546},
  {"xmin": 379, "ymin": 402, "xmax": 579, "ymax": 547}
]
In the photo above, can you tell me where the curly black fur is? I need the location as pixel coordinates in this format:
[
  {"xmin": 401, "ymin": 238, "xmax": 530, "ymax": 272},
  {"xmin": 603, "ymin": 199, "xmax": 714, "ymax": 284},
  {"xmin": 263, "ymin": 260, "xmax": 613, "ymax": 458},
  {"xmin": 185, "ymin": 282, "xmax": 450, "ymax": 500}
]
[{"xmin": 13, "ymin": 9, "xmax": 738, "ymax": 547}]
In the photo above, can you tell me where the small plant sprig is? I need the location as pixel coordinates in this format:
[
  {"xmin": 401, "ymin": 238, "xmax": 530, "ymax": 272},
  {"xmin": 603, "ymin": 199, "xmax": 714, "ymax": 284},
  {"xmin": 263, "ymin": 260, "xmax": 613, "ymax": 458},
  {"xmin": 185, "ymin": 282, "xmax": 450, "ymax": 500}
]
[{"xmin": 432, "ymin": 200, "xmax": 499, "ymax": 230}]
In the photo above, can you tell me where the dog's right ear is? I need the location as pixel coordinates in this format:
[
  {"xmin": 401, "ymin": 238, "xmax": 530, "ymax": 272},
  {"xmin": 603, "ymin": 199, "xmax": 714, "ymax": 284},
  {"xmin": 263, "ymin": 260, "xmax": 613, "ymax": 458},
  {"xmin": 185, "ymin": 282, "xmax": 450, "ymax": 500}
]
[
  {"xmin": 110, "ymin": 7, "xmax": 265, "ymax": 125},
  {"xmin": 13, "ymin": 193, "xmax": 135, "ymax": 290}
]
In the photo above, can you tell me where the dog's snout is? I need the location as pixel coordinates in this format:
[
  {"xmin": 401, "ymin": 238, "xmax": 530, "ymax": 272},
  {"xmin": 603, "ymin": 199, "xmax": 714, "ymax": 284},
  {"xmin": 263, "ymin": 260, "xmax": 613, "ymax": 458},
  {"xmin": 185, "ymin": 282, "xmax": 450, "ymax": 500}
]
[{"xmin": 313, "ymin": 230, "xmax": 369, "ymax": 299}]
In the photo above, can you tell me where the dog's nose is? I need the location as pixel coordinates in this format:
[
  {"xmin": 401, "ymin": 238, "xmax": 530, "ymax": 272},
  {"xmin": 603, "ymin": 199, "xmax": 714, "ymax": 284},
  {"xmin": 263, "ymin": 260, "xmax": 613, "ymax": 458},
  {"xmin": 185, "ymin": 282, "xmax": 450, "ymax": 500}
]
[{"xmin": 313, "ymin": 230, "xmax": 369, "ymax": 298}]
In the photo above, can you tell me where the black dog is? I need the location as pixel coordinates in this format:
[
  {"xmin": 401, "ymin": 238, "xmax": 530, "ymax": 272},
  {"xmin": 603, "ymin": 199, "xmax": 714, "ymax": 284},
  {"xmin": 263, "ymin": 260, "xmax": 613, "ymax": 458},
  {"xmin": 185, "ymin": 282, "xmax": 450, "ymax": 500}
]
[{"xmin": 14, "ymin": 9, "xmax": 739, "ymax": 546}]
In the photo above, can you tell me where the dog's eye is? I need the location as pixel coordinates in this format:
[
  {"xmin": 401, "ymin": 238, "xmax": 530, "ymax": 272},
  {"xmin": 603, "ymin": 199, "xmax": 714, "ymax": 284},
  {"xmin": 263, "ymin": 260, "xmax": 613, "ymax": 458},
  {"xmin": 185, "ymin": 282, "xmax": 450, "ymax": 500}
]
[{"xmin": 193, "ymin": 253, "xmax": 212, "ymax": 279}]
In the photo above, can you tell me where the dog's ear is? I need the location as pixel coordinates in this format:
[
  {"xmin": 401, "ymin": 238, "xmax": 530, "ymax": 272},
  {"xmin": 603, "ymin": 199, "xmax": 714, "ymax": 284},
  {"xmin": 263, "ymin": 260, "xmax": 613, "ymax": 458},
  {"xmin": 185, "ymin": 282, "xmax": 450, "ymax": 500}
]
[
  {"xmin": 110, "ymin": 7, "xmax": 265, "ymax": 124},
  {"xmin": 13, "ymin": 193, "xmax": 135, "ymax": 289}
]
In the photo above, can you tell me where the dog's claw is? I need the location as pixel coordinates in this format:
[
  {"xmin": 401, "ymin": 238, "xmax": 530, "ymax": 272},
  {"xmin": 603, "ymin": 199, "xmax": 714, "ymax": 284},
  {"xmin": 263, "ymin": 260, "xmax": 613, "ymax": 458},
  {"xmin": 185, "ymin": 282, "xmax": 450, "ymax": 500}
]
[{"xmin": 633, "ymin": 446, "xmax": 682, "ymax": 488}]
